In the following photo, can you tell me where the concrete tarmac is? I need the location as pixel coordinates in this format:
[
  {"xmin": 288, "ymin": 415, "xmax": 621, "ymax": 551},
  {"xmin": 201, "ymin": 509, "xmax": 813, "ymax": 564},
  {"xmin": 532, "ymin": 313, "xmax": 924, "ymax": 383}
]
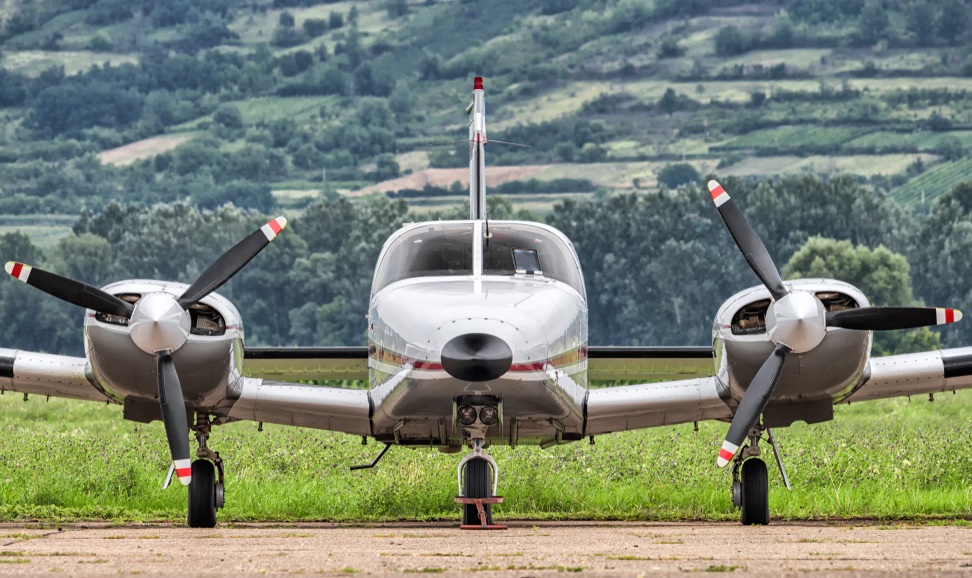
[{"xmin": 0, "ymin": 520, "xmax": 968, "ymax": 576}]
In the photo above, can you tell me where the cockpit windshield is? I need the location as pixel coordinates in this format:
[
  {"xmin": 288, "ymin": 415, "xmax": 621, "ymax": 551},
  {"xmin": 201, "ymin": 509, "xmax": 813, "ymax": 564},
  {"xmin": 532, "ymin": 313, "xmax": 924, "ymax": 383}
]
[
  {"xmin": 373, "ymin": 222, "xmax": 474, "ymax": 292},
  {"xmin": 373, "ymin": 221, "xmax": 584, "ymax": 295},
  {"xmin": 483, "ymin": 223, "xmax": 584, "ymax": 293}
]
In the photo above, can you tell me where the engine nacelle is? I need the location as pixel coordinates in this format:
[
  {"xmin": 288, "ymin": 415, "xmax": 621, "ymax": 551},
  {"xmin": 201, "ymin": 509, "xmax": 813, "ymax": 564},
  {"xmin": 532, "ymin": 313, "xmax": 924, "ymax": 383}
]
[
  {"xmin": 712, "ymin": 279, "xmax": 871, "ymax": 427},
  {"xmin": 84, "ymin": 279, "xmax": 245, "ymax": 416}
]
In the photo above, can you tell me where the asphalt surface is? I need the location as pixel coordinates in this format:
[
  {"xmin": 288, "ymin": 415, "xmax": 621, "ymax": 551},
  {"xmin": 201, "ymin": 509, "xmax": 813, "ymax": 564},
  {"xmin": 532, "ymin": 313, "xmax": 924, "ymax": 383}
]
[{"xmin": 0, "ymin": 520, "xmax": 968, "ymax": 576}]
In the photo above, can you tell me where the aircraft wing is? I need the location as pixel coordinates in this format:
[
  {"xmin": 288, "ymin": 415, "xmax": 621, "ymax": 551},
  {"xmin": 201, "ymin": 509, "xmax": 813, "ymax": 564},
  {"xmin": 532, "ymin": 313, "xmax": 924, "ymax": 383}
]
[
  {"xmin": 841, "ymin": 345, "xmax": 972, "ymax": 403},
  {"xmin": 231, "ymin": 347, "xmax": 372, "ymax": 435},
  {"xmin": 242, "ymin": 347, "xmax": 369, "ymax": 381},
  {"xmin": 222, "ymin": 377, "xmax": 371, "ymax": 436},
  {"xmin": 0, "ymin": 347, "xmax": 111, "ymax": 402},
  {"xmin": 585, "ymin": 376, "xmax": 731, "ymax": 435}
]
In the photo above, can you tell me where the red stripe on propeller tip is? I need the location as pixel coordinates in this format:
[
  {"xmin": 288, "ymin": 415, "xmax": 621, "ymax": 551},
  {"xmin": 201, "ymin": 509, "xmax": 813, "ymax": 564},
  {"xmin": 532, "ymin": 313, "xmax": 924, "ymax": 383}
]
[{"xmin": 11, "ymin": 263, "xmax": 22, "ymax": 278}]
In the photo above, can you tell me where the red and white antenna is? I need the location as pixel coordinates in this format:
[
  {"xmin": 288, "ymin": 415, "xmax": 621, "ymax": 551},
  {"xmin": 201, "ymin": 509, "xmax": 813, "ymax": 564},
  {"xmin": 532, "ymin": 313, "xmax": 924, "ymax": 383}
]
[{"xmin": 468, "ymin": 76, "xmax": 487, "ymax": 220}]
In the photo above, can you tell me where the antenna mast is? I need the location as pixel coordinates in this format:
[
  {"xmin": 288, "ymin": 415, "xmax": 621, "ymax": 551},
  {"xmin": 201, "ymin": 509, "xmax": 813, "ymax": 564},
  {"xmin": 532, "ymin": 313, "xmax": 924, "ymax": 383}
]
[{"xmin": 467, "ymin": 76, "xmax": 487, "ymax": 220}]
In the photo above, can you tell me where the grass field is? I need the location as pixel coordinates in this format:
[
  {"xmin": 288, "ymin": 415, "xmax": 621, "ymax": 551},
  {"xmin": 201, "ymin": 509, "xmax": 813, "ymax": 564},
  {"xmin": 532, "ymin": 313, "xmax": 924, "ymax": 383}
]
[{"xmin": 1, "ymin": 389, "xmax": 970, "ymax": 523}]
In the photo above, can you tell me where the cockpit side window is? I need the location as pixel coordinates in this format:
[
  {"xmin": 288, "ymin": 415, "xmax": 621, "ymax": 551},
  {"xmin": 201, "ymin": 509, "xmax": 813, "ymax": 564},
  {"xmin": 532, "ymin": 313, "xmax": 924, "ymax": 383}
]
[{"xmin": 373, "ymin": 223, "xmax": 474, "ymax": 292}]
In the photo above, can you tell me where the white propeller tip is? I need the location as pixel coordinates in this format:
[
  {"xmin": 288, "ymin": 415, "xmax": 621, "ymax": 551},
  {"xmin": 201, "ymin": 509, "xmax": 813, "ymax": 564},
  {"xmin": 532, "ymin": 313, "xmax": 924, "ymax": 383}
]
[
  {"xmin": 5, "ymin": 261, "xmax": 31, "ymax": 282},
  {"xmin": 937, "ymin": 308, "xmax": 962, "ymax": 324},
  {"xmin": 175, "ymin": 459, "xmax": 192, "ymax": 485},
  {"xmin": 717, "ymin": 441, "xmax": 738, "ymax": 468},
  {"xmin": 708, "ymin": 180, "xmax": 730, "ymax": 207},
  {"xmin": 261, "ymin": 216, "xmax": 288, "ymax": 241}
]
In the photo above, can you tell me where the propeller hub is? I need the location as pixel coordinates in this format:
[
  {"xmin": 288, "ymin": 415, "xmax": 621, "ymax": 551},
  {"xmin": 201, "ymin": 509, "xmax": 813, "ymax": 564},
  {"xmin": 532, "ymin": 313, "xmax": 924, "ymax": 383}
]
[
  {"xmin": 766, "ymin": 291, "xmax": 826, "ymax": 354},
  {"xmin": 129, "ymin": 293, "xmax": 190, "ymax": 354}
]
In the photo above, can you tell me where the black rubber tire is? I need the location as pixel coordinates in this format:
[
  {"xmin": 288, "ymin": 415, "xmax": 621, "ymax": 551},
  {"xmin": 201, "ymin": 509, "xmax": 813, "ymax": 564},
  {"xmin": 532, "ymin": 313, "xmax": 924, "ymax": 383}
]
[
  {"xmin": 740, "ymin": 458, "xmax": 770, "ymax": 526},
  {"xmin": 462, "ymin": 458, "xmax": 494, "ymax": 526},
  {"xmin": 188, "ymin": 459, "xmax": 218, "ymax": 528}
]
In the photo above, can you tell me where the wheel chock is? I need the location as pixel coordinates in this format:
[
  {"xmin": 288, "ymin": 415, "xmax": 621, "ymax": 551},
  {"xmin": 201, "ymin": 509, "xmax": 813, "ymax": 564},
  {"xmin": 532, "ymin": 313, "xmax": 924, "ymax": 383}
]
[{"xmin": 454, "ymin": 496, "xmax": 507, "ymax": 530}]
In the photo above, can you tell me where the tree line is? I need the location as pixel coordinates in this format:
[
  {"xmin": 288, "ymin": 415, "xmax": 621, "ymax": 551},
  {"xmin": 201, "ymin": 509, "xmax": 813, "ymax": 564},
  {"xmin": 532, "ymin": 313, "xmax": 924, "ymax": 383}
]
[{"xmin": 1, "ymin": 174, "xmax": 969, "ymax": 357}]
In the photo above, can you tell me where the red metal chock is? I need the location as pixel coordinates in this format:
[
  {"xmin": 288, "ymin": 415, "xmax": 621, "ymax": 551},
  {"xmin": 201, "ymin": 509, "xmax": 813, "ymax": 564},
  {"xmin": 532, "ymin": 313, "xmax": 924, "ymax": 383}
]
[{"xmin": 454, "ymin": 496, "xmax": 507, "ymax": 530}]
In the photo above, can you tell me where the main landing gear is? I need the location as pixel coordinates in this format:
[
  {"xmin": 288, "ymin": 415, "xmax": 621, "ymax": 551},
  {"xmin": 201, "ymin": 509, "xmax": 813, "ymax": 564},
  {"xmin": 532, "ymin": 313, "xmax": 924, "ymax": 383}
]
[
  {"xmin": 188, "ymin": 414, "xmax": 225, "ymax": 528},
  {"xmin": 730, "ymin": 426, "xmax": 790, "ymax": 525}
]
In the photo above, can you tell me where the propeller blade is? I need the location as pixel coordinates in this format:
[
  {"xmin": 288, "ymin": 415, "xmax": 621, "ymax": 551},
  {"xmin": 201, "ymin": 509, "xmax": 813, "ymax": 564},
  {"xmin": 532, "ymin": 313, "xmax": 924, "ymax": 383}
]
[
  {"xmin": 708, "ymin": 180, "xmax": 788, "ymax": 301},
  {"xmin": 826, "ymin": 307, "xmax": 963, "ymax": 331},
  {"xmin": 717, "ymin": 343, "xmax": 790, "ymax": 468},
  {"xmin": 4, "ymin": 261, "xmax": 135, "ymax": 318},
  {"xmin": 157, "ymin": 350, "xmax": 191, "ymax": 486},
  {"xmin": 176, "ymin": 217, "xmax": 288, "ymax": 309}
]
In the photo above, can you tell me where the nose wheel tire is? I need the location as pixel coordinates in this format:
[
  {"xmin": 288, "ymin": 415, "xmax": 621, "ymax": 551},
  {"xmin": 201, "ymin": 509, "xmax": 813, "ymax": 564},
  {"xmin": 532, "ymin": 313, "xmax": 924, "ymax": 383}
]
[
  {"xmin": 462, "ymin": 457, "xmax": 494, "ymax": 526},
  {"xmin": 740, "ymin": 458, "xmax": 769, "ymax": 526},
  {"xmin": 188, "ymin": 459, "xmax": 218, "ymax": 528}
]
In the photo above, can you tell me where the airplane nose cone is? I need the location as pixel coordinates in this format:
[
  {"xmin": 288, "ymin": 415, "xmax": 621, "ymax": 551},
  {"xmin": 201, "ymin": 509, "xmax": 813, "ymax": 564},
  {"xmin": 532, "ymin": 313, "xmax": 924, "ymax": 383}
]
[{"xmin": 441, "ymin": 333, "xmax": 513, "ymax": 382}]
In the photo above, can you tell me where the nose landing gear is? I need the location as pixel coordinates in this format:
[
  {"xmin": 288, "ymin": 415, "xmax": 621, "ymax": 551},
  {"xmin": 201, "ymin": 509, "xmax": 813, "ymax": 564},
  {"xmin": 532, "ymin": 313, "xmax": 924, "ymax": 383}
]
[
  {"xmin": 187, "ymin": 414, "xmax": 225, "ymax": 528},
  {"xmin": 456, "ymin": 438, "xmax": 506, "ymax": 529},
  {"xmin": 730, "ymin": 426, "xmax": 790, "ymax": 526}
]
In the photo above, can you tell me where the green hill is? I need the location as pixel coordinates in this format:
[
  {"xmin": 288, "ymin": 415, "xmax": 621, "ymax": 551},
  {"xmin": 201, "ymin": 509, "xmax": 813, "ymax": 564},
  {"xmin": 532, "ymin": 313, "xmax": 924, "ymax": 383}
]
[{"xmin": 0, "ymin": 0, "xmax": 972, "ymax": 221}]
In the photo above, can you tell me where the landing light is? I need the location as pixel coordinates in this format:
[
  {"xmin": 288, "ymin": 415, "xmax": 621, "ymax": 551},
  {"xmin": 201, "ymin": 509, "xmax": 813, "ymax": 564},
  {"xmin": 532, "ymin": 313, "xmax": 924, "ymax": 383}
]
[
  {"xmin": 479, "ymin": 406, "xmax": 498, "ymax": 426},
  {"xmin": 458, "ymin": 406, "xmax": 478, "ymax": 426}
]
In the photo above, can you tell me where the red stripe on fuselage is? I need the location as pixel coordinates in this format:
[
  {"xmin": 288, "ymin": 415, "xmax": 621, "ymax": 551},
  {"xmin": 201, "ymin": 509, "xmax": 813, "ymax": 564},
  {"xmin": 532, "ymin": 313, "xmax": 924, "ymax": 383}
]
[{"xmin": 374, "ymin": 345, "xmax": 587, "ymax": 375}]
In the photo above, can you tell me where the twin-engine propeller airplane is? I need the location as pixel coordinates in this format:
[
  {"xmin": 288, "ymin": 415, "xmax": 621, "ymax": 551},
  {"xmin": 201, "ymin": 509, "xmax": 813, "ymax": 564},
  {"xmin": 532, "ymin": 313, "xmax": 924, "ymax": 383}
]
[{"xmin": 4, "ymin": 77, "xmax": 972, "ymax": 528}]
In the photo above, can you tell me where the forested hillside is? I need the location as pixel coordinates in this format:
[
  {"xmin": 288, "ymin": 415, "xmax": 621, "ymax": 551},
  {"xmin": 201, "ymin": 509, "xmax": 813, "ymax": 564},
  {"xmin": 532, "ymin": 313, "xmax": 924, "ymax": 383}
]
[{"xmin": 2, "ymin": 0, "xmax": 972, "ymax": 352}]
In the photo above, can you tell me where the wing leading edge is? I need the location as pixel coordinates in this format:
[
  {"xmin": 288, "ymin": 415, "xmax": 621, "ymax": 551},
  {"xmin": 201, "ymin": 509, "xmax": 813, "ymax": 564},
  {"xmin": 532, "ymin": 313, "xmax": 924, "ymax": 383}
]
[
  {"xmin": 0, "ymin": 347, "xmax": 110, "ymax": 402},
  {"xmin": 842, "ymin": 345, "xmax": 972, "ymax": 403}
]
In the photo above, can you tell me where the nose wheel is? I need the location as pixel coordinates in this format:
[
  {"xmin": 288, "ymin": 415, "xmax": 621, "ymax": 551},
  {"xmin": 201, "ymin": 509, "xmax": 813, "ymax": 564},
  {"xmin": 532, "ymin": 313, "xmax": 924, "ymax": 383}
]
[
  {"xmin": 730, "ymin": 427, "xmax": 771, "ymax": 525},
  {"xmin": 455, "ymin": 438, "xmax": 506, "ymax": 530},
  {"xmin": 187, "ymin": 415, "xmax": 225, "ymax": 528}
]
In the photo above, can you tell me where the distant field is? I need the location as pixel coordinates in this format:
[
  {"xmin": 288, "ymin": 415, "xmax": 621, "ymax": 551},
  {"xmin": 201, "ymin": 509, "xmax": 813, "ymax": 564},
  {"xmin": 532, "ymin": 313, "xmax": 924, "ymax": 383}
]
[
  {"xmin": 0, "ymin": 214, "xmax": 77, "ymax": 250},
  {"xmin": 98, "ymin": 133, "xmax": 198, "ymax": 167},
  {"xmin": 844, "ymin": 130, "xmax": 972, "ymax": 152},
  {"xmin": 721, "ymin": 153, "xmax": 938, "ymax": 177},
  {"xmin": 716, "ymin": 126, "xmax": 869, "ymax": 151},
  {"xmin": 1, "ymin": 50, "xmax": 137, "ymax": 76},
  {"xmin": 892, "ymin": 156, "xmax": 972, "ymax": 205}
]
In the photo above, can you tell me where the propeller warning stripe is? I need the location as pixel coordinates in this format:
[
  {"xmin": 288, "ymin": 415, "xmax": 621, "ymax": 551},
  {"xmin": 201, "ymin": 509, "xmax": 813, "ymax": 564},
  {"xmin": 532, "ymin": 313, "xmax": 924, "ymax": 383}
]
[
  {"xmin": 260, "ymin": 216, "xmax": 288, "ymax": 242},
  {"xmin": 937, "ymin": 308, "xmax": 962, "ymax": 324},
  {"xmin": 717, "ymin": 440, "xmax": 738, "ymax": 468},
  {"xmin": 174, "ymin": 458, "xmax": 192, "ymax": 485},
  {"xmin": 708, "ymin": 180, "xmax": 730, "ymax": 208},
  {"xmin": 4, "ymin": 261, "xmax": 31, "ymax": 282}
]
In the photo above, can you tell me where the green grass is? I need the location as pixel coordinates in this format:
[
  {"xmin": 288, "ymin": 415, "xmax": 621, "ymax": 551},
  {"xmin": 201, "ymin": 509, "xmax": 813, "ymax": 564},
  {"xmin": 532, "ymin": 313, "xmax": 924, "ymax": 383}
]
[
  {"xmin": 1, "ymin": 389, "xmax": 972, "ymax": 523},
  {"xmin": 892, "ymin": 156, "xmax": 972, "ymax": 205}
]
